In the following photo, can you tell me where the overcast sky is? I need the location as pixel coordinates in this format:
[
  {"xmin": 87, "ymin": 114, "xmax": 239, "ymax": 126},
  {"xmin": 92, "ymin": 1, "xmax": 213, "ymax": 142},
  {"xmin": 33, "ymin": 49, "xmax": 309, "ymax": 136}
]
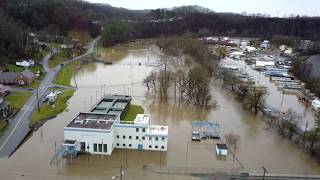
[{"xmin": 85, "ymin": 0, "xmax": 319, "ymax": 17}]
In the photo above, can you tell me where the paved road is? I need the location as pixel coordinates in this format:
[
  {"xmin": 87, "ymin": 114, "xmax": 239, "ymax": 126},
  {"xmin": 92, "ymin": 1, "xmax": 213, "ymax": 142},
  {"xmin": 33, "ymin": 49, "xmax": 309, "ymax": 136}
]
[{"xmin": 0, "ymin": 37, "xmax": 100, "ymax": 157}]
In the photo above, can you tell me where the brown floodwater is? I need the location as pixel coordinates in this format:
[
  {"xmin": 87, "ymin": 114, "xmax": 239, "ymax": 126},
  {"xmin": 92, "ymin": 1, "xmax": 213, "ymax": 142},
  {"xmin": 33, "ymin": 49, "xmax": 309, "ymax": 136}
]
[{"xmin": 0, "ymin": 42, "xmax": 320, "ymax": 180}]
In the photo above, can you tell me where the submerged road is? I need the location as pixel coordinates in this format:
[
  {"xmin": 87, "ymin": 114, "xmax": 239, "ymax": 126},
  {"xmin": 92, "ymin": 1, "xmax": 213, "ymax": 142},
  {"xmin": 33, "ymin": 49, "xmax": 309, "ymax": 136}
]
[{"xmin": 0, "ymin": 37, "xmax": 100, "ymax": 157}]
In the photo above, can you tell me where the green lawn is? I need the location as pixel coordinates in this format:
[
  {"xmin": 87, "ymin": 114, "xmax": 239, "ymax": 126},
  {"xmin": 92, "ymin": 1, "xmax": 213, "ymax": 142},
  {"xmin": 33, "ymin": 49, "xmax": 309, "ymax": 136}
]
[
  {"xmin": 54, "ymin": 61, "xmax": 80, "ymax": 86},
  {"xmin": 4, "ymin": 91, "xmax": 33, "ymax": 109},
  {"xmin": 49, "ymin": 51, "xmax": 68, "ymax": 68},
  {"xmin": 30, "ymin": 90, "xmax": 75, "ymax": 127},
  {"xmin": 0, "ymin": 120, "xmax": 7, "ymax": 135},
  {"xmin": 123, "ymin": 104, "xmax": 144, "ymax": 122}
]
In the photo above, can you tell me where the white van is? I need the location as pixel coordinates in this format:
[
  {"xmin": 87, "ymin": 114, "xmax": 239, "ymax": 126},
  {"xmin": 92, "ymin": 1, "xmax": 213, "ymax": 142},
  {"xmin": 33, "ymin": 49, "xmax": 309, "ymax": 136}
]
[{"xmin": 312, "ymin": 99, "xmax": 320, "ymax": 112}]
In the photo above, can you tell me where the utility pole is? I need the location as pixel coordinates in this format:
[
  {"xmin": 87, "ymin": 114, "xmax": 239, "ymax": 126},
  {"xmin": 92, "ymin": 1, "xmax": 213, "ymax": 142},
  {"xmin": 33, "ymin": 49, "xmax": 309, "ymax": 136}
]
[
  {"xmin": 120, "ymin": 165, "xmax": 123, "ymax": 180},
  {"xmin": 36, "ymin": 88, "xmax": 40, "ymax": 112},
  {"xmin": 262, "ymin": 166, "xmax": 268, "ymax": 180},
  {"xmin": 90, "ymin": 96, "xmax": 93, "ymax": 108},
  {"xmin": 303, "ymin": 121, "xmax": 309, "ymax": 145},
  {"xmin": 159, "ymin": 150, "xmax": 162, "ymax": 170}
]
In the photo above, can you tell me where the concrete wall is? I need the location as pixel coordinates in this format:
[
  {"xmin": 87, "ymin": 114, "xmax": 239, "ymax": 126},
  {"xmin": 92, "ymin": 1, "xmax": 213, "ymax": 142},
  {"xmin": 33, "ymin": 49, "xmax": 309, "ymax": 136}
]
[
  {"xmin": 64, "ymin": 128, "xmax": 114, "ymax": 155},
  {"xmin": 64, "ymin": 124, "xmax": 168, "ymax": 155},
  {"xmin": 114, "ymin": 125, "xmax": 168, "ymax": 151}
]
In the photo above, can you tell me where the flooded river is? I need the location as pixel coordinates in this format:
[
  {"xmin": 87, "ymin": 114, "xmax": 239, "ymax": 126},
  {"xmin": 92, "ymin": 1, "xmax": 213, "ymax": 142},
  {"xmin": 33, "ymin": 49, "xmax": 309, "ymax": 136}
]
[{"xmin": 0, "ymin": 42, "xmax": 320, "ymax": 180}]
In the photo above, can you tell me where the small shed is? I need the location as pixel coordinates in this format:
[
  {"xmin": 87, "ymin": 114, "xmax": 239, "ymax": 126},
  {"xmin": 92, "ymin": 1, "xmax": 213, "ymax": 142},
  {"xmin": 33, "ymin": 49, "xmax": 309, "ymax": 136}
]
[
  {"xmin": 216, "ymin": 143, "xmax": 228, "ymax": 156},
  {"xmin": 47, "ymin": 91, "xmax": 58, "ymax": 104}
]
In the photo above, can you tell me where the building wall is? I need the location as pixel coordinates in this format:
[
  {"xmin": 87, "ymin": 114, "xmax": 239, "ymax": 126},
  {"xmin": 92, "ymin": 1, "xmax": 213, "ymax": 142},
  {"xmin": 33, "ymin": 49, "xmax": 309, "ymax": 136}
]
[
  {"xmin": 64, "ymin": 124, "xmax": 168, "ymax": 155},
  {"xmin": 64, "ymin": 128, "xmax": 114, "ymax": 155},
  {"xmin": 114, "ymin": 125, "xmax": 168, "ymax": 151}
]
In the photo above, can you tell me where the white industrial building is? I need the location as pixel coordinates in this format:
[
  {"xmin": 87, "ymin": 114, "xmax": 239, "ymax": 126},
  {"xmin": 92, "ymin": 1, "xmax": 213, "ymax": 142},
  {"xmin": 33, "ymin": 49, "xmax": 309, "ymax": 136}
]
[{"xmin": 62, "ymin": 95, "xmax": 168, "ymax": 156}]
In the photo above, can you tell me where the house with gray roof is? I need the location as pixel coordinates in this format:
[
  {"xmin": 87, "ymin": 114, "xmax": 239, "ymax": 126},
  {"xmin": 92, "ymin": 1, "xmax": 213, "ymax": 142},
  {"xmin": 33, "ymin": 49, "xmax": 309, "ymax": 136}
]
[{"xmin": 0, "ymin": 69, "xmax": 35, "ymax": 86}]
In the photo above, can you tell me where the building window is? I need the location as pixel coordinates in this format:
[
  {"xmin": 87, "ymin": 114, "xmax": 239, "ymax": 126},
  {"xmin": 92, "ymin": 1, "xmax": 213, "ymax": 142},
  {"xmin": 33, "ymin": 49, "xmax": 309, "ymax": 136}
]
[
  {"xmin": 136, "ymin": 136, "xmax": 139, "ymax": 140},
  {"xmin": 142, "ymin": 128, "xmax": 145, "ymax": 132},
  {"xmin": 161, "ymin": 146, "xmax": 165, "ymax": 149},
  {"xmin": 149, "ymin": 137, "xmax": 152, "ymax": 141},
  {"xmin": 129, "ymin": 136, "xmax": 132, "ymax": 139},
  {"xmin": 129, "ymin": 144, "xmax": 132, "ymax": 147},
  {"xmin": 123, "ymin": 144, "xmax": 126, "ymax": 147},
  {"xmin": 155, "ymin": 145, "xmax": 158, "ymax": 149},
  {"xmin": 142, "ymin": 136, "xmax": 145, "ymax": 140},
  {"xmin": 136, "ymin": 128, "xmax": 139, "ymax": 132},
  {"xmin": 117, "ymin": 143, "xmax": 119, "ymax": 147},
  {"xmin": 161, "ymin": 137, "xmax": 165, "ymax": 141},
  {"xmin": 98, "ymin": 144, "xmax": 102, "ymax": 152},
  {"xmin": 155, "ymin": 137, "xmax": 158, "ymax": 141},
  {"xmin": 116, "ymin": 135, "xmax": 119, "ymax": 139},
  {"xmin": 93, "ymin": 143, "xmax": 97, "ymax": 152},
  {"xmin": 103, "ymin": 144, "xmax": 108, "ymax": 153},
  {"xmin": 149, "ymin": 145, "xmax": 152, "ymax": 148},
  {"xmin": 123, "ymin": 135, "xmax": 126, "ymax": 139}
]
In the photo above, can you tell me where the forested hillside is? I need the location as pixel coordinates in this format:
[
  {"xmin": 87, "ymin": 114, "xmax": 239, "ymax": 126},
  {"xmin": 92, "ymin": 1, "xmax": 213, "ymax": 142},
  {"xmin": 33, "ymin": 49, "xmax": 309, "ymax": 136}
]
[{"xmin": 1, "ymin": 1, "xmax": 320, "ymax": 66}]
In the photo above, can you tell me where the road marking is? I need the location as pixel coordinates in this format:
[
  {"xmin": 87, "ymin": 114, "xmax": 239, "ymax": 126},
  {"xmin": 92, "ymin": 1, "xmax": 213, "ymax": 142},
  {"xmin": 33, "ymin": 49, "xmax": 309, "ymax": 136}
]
[
  {"xmin": 0, "ymin": 97, "xmax": 36, "ymax": 152},
  {"xmin": 0, "ymin": 37, "xmax": 100, "ymax": 154}
]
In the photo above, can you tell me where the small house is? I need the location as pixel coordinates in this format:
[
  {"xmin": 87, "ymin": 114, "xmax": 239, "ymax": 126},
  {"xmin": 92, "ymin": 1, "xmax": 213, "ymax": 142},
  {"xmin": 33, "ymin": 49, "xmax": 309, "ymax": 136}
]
[
  {"xmin": 0, "ymin": 69, "xmax": 34, "ymax": 86},
  {"xmin": 47, "ymin": 91, "xmax": 58, "ymax": 104},
  {"xmin": 216, "ymin": 143, "xmax": 228, "ymax": 156},
  {"xmin": 17, "ymin": 69, "xmax": 35, "ymax": 86},
  {"xmin": 16, "ymin": 59, "xmax": 35, "ymax": 68}
]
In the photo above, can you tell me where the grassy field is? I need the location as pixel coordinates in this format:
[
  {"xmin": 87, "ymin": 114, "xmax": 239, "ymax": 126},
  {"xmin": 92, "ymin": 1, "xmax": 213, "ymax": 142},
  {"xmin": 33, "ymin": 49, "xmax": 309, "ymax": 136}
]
[
  {"xmin": 4, "ymin": 91, "xmax": 33, "ymax": 109},
  {"xmin": 49, "ymin": 50, "xmax": 68, "ymax": 68},
  {"xmin": 123, "ymin": 104, "xmax": 144, "ymax": 122},
  {"xmin": 54, "ymin": 61, "xmax": 80, "ymax": 86},
  {"xmin": 30, "ymin": 90, "xmax": 75, "ymax": 127},
  {"xmin": 0, "ymin": 120, "xmax": 7, "ymax": 135}
]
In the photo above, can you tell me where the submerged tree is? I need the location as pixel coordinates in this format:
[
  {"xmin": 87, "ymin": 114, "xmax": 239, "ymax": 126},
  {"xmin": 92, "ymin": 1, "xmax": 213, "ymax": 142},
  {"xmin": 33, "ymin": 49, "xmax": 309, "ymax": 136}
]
[
  {"xmin": 224, "ymin": 132, "xmax": 240, "ymax": 162},
  {"xmin": 278, "ymin": 108, "xmax": 302, "ymax": 139},
  {"xmin": 243, "ymin": 86, "xmax": 267, "ymax": 113},
  {"xmin": 184, "ymin": 65, "xmax": 215, "ymax": 109}
]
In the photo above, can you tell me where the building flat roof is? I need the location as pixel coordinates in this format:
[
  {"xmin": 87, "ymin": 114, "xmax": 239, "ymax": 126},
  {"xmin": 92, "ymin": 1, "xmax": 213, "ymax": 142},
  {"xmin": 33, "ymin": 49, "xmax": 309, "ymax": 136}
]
[
  {"xmin": 147, "ymin": 125, "xmax": 168, "ymax": 136},
  {"xmin": 66, "ymin": 113, "xmax": 118, "ymax": 130},
  {"xmin": 134, "ymin": 114, "xmax": 150, "ymax": 125}
]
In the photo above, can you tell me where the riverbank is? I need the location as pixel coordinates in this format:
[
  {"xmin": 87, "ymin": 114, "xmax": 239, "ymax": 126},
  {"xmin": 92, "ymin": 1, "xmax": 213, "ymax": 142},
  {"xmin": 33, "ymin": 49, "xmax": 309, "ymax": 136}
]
[
  {"xmin": 54, "ymin": 61, "xmax": 80, "ymax": 86},
  {"xmin": 29, "ymin": 90, "xmax": 75, "ymax": 127}
]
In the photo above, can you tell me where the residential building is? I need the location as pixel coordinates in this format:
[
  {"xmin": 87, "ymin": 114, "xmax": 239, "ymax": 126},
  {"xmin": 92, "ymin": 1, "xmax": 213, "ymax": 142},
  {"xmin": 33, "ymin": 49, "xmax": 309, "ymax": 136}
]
[
  {"xmin": 16, "ymin": 59, "xmax": 35, "ymax": 68},
  {"xmin": 0, "ymin": 69, "xmax": 35, "ymax": 86}
]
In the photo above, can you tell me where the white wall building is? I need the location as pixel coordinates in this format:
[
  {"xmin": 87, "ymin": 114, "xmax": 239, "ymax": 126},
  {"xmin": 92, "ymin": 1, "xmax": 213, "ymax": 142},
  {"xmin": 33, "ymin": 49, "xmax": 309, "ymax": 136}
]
[{"xmin": 63, "ymin": 113, "xmax": 168, "ymax": 156}]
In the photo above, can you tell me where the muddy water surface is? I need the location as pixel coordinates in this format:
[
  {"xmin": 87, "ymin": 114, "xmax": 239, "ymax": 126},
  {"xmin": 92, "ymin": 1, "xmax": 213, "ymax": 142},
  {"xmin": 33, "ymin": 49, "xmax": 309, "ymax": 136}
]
[{"xmin": 0, "ymin": 43, "xmax": 320, "ymax": 180}]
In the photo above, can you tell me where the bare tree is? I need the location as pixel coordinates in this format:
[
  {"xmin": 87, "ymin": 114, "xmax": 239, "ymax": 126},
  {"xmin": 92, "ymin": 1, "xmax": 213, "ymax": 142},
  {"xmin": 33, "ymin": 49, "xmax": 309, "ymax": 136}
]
[
  {"xmin": 243, "ymin": 86, "xmax": 267, "ymax": 113},
  {"xmin": 224, "ymin": 133, "xmax": 240, "ymax": 161},
  {"xmin": 278, "ymin": 108, "xmax": 302, "ymax": 139}
]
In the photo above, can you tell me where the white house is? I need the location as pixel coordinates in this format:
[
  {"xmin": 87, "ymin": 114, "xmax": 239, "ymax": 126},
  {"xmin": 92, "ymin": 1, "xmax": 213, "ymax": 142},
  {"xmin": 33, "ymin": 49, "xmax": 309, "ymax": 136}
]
[
  {"xmin": 46, "ymin": 91, "xmax": 58, "ymax": 104},
  {"xmin": 63, "ymin": 113, "xmax": 168, "ymax": 155},
  {"xmin": 16, "ymin": 59, "xmax": 35, "ymax": 68}
]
